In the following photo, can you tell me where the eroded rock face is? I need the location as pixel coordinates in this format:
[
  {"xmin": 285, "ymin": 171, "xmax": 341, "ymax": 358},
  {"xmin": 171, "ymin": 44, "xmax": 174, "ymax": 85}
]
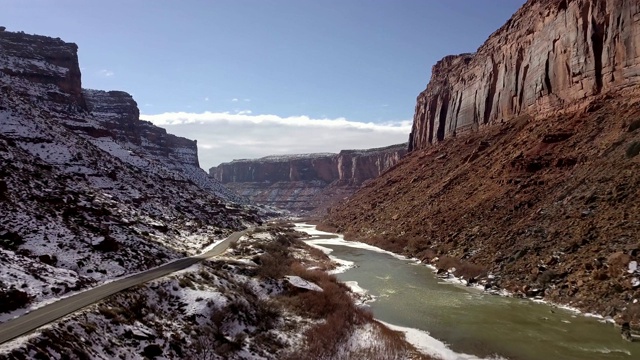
[
  {"xmin": 82, "ymin": 89, "xmax": 200, "ymax": 167},
  {"xmin": 409, "ymin": 0, "xmax": 640, "ymax": 151},
  {"xmin": 213, "ymin": 154, "xmax": 338, "ymax": 184},
  {"xmin": 323, "ymin": 0, "xmax": 640, "ymax": 326},
  {"xmin": 0, "ymin": 28, "xmax": 262, "ymax": 314},
  {"xmin": 0, "ymin": 30, "xmax": 85, "ymax": 108},
  {"xmin": 210, "ymin": 144, "xmax": 407, "ymax": 212}
]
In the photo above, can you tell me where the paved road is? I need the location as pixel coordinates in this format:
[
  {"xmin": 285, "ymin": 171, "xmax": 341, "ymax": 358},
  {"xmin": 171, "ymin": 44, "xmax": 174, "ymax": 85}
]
[{"xmin": 0, "ymin": 229, "xmax": 249, "ymax": 345}]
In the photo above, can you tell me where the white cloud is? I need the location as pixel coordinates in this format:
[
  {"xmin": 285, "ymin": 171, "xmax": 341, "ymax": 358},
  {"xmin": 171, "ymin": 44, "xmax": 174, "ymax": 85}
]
[
  {"xmin": 204, "ymin": 97, "xmax": 209, "ymax": 101},
  {"xmin": 231, "ymin": 98, "xmax": 239, "ymax": 102},
  {"xmin": 98, "ymin": 69, "xmax": 114, "ymax": 77},
  {"xmin": 141, "ymin": 111, "xmax": 411, "ymax": 170},
  {"xmin": 244, "ymin": 98, "xmax": 251, "ymax": 102}
]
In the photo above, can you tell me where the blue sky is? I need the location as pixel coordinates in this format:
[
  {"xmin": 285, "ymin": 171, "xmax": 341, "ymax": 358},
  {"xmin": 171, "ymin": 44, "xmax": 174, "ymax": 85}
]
[{"xmin": 2, "ymin": 0, "xmax": 525, "ymax": 169}]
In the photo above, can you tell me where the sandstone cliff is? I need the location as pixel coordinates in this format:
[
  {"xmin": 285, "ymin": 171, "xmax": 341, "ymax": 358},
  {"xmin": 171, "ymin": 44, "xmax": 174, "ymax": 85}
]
[
  {"xmin": 324, "ymin": 0, "xmax": 640, "ymax": 326},
  {"xmin": 210, "ymin": 144, "xmax": 407, "ymax": 212},
  {"xmin": 410, "ymin": 0, "xmax": 640, "ymax": 151},
  {"xmin": 82, "ymin": 90, "xmax": 200, "ymax": 167},
  {"xmin": 0, "ymin": 29, "xmax": 85, "ymax": 109}
]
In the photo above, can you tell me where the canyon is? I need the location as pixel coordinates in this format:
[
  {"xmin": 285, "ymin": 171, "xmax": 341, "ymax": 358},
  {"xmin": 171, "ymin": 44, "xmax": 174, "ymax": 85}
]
[
  {"xmin": 2, "ymin": 0, "xmax": 640, "ymax": 357},
  {"xmin": 0, "ymin": 28, "xmax": 425, "ymax": 359},
  {"xmin": 324, "ymin": 0, "xmax": 640, "ymax": 329},
  {"xmin": 0, "ymin": 28, "xmax": 260, "ymax": 321},
  {"xmin": 209, "ymin": 143, "xmax": 407, "ymax": 213}
]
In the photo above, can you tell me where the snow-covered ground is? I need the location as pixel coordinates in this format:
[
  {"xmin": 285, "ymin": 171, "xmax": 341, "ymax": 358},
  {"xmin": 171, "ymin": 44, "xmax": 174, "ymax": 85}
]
[
  {"xmin": 0, "ymin": 29, "xmax": 264, "ymax": 326},
  {"xmin": 0, "ymin": 226, "xmax": 428, "ymax": 360}
]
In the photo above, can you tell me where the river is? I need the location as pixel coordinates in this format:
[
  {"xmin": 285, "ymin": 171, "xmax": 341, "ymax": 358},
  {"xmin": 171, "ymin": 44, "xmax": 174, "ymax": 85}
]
[{"xmin": 296, "ymin": 223, "xmax": 640, "ymax": 360}]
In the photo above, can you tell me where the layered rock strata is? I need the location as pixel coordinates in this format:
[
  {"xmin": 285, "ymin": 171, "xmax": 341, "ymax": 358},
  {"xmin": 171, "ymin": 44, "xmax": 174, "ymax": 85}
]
[
  {"xmin": 210, "ymin": 144, "xmax": 407, "ymax": 213},
  {"xmin": 323, "ymin": 0, "xmax": 640, "ymax": 326},
  {"xmin": 409, "ymin": 0, "xmax": 640, "ymax": 151}
]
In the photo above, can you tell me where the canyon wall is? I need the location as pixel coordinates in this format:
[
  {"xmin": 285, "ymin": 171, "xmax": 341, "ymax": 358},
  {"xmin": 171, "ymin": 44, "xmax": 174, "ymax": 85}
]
[
  {"xmin": 0, "ymin": 27, "xmax": 262, "ymax": 318},
  {"xmin": 409, "ymin": 0, "xmax": 640, "ymax": 151},
  {"xmin": 82, "ymin": 89, "xmax": 201, "ymax": 168},
  {"xmin": 323, "ymin": 0, "xmax": 640, "ymax": 325},
  {"xmin": 0, "ymin": 29, "xmax": 85, "ymax": 109},
  {"xmin": 210, "ymin": 144, "xmax": 407, "ymax": 212},
  {"xmin": 0, "ymin": 27, "xmax": 244, "ymax": 203}
]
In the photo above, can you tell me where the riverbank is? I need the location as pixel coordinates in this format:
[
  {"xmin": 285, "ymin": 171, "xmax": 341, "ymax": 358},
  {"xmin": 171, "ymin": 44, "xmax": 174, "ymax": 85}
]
[{"xmin": 297, "ymin": 223, "xmax": 640, "ymax": 359}]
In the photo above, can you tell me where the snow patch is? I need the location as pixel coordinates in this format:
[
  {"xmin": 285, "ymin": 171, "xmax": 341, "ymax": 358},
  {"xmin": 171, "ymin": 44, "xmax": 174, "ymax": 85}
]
[{"xmin": 380, "ymin": 321, "xmax": 507, "ymax": 360}]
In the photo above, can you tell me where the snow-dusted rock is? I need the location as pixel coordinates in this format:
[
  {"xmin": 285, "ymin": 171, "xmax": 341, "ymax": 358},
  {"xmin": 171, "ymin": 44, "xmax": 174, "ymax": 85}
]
[{"xmin": 284, "ymin": 275, "xmax": 323, "ymax": 292}]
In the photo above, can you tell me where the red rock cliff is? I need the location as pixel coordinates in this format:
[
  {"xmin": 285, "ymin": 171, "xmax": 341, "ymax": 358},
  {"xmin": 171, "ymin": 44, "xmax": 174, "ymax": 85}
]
[
  {"xmin": 209, "ymin": 144, "xmax": 407, "ymax": 212},
  {"xmin": 0, "ymin": 29, "xmax": 85, "ymax": 108},
  {"xmin": 409, "ymin": 0, "xmax": 640, "ymax": 151},
  {"xmin": 323, "ymin": 0, "xmax": 640, "ymax": 326}
]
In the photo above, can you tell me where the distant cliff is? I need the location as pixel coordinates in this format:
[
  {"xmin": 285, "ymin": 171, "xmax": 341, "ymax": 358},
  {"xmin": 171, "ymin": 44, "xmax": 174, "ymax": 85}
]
[
  {"xmin": 210, "ymin": 144, "xmax": 407, "ymax": 212},
  {"xmin": 409, "ymin": 0, "xmax": 640, "ymax": 151}
]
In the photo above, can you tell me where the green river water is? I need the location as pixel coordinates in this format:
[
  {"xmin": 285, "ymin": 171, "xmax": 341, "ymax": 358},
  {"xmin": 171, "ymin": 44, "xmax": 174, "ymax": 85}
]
[{"xmin": 297, "ymin": 224, "xmax": 640, "ymax": 360}]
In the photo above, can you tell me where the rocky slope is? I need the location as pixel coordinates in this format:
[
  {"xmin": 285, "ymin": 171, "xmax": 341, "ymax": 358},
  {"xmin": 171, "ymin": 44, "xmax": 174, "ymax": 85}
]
[
  {"xmin": 210, "ymin": 144, "xmax": 407, "ymax": 213},
  {"xmin": 0, "ymin": 225, "xmax": 429, "ymax": 360},
  {"xmin": 409, "ymin": 0, "xmax": 640, "ymax": 150},
  {"xmin": 324, "ymin": 0, "xmax": 640, "ymax": 327},
  {"xmin": 0, "ymin": 28, "xmax": 261, "ymax": 320}
]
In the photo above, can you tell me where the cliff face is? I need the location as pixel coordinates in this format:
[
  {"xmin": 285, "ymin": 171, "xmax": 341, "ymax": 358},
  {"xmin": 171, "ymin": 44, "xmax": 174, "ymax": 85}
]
[
  {"xmin": 409, "ymin": 0, "xmax": 640, "ymax": 151},
  {"xmin": 0, "ymin": 28, "xmax": 260, "ymax": 318},
  {"xmin": 0, "ymin": 29, "xmax": 85, "ymax": 108},
  {"xmin": 82, "ymin": 89, "xmax": 200, "ymax": 167},
  {"xmin": 210, "ymin": 144, "xmax": 407, "ymax": 212},
  {"xmin": 213, "ymin": 154, "xmax": 338, "ymax": 184},
  {"xmin": 324, "ymin": 0, "xmax": 640, "ymax": 326}
]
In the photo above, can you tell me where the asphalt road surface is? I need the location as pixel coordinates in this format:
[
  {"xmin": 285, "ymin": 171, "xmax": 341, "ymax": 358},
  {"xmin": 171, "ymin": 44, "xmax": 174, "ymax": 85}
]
[{"xmin": 0, "ymin": 229, "xmax": 249, "ymax": 345}]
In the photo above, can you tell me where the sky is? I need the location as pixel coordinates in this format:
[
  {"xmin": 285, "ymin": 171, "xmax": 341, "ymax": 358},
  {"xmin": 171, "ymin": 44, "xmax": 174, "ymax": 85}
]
[{"xmin": 2, "ymin": 0, "xmax": 525, "ymax": 170}]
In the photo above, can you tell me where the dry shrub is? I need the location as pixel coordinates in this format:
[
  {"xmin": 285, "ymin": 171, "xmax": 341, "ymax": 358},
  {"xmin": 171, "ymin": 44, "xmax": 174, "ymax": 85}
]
[
  {"xmin": 315, "ymin": 223, "xmax": 339, "ymax": 233},
  {"xmin": 97, "ymin": 306, "xmax": 121, "ymax": 319},
  {"xmin": 622, "ymin": 303, "xmax": 640, "ymax": 330},
  {"xmin": 436, "ymin": 256, "xmax": 486, "ymax": 279},
  {"xmin": 628, "ymin": 119, "xmax": 640, "ymax": 132},
  {"xmin": 304, "ymin": 244, "xmax": 331, "ymax": 262},
  {"xmin": 363, "ymin": 235, "xmax": 408, "ymax": 254},
  {"xmin": 416, "ymin": 248, "xmax": 438, "ymax": 262},
  {"xmin": 301, "ymin": 312, "xmax": 353, "ymax": 358},
  {"xmin": 372, "ymin": 321, "xmax": 412, "ymax": 354},
  {"xmin": 285, "ymin": 279, "xmax": 354, "ymax": 320},
  {"xmin": 254, "ymin": 229, "xmax": 312, "ymax": 279},
  {"xmin": 342, "ymin": 321, "xmax": 433, "ymax": 360},
  {"xmin": 405, "ymin": 236, "xmax": 429, "ymax": 254},
  {"xmin": 0, "ymin": 288, "xmax": 31, "ymax": 312},
  {"xmin": 178, "ymin": 277, "xmax": 195, "ymax": 289},
  {"xmin": 289, "ymin": 263, "xmax": 336, "ymax": 286},
  {"xmin": 255, "ymin": 253, "xmax": 290, "ymax": 279},
  {"xmin": 436, "ymin": 256, "xmax": 460, "ymax": 272},
  {"xmin": 280, "ymin": 263, "xmax": 387, "ymax": 359},
  {"xmin": 455, "ymin": 261, "xmax": 487, "ymax": 279}
]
